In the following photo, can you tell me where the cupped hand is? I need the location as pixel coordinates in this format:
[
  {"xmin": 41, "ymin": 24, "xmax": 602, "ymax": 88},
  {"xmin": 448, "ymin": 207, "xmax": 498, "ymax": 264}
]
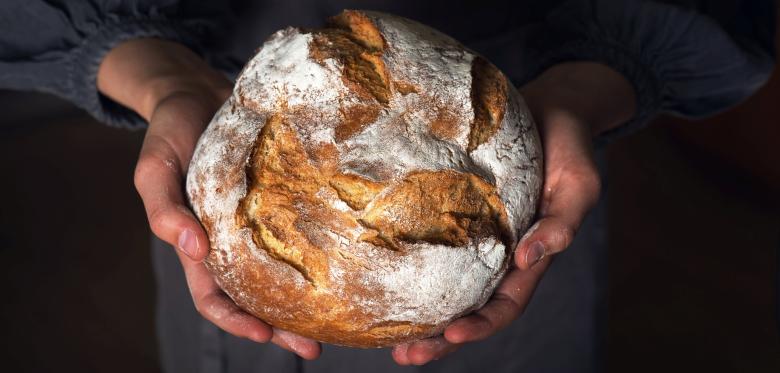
[
  {"xmin": 98, "ymin": 38, "xmax": 321, "ymax": 359},
  {"xmin": 391, "ymin": 62, "xmax": 636, "ymax": 365}
]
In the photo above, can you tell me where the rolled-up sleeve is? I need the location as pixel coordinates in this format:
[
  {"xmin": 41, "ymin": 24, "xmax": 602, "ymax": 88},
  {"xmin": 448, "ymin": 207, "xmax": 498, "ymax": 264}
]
[
  {"xmin": 498, "ymin": 0, "xmax": 776, "ymax": 141},
  {"xmin": 0, "ymin": 0, "xmax": 229, "ymax": 129}
]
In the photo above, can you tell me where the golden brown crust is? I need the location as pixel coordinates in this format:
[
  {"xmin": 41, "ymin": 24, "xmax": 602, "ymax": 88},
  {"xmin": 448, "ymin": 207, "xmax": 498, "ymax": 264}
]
[
  {"xmin": 393, "ymin": 81, "xmax": 418, "ymax": 95},
  {"xmin": 329, "ymin": 173, "xmax": 385, "ymax": 210},
  {"xmin": 239, "ymin": 115, "xmax": 334, "ymax": 285},
  {"xmin": 429, "ymin": 108, "xmax": 462, "ymax": 141},
  {"xmin": 233, "ymin": 112, "xmax": 511, "ymax": 346},
  {"xmin": 239, "ymin": 113, "xmax": 511, "ymax": 276},
  {"xmin": 308, "ymin": 17, "xmax": 390, "ymax": 144},
  {"xmin": 358, "ymin": 170, "xmax": 511, "ymax": 251},
  {"xmin": 468, "ymin": 57, "xmax": 508, "ymax": 151},
  {"xmin": 309, "ymin": 29, "xmax": 390, "ymax": 105},
  {"xmin": 328, "ymin": 10, "xmax": 387, "ymax": 51},
  {"xmin": 334, "ymin": 104, "xmax": 382, "ymax": 143},
  {"xmin": 187, "ymin": 9, "xmax": 543, "ymax": 348}
]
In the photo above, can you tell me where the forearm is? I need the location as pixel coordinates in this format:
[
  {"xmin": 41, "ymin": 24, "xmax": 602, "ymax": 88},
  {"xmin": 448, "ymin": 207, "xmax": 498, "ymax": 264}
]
[
  {"xmin": 97, "ymin": 38, "xmax": 232, "ymax": 121},
  {"xmin": 0, "ymin": 1, "xmax": 233, "ymax": 129},
  {"xmin": 520, "ymin": 62, "xmax": 637, "ymax": 137},
  {"xmin": 508, "ymin": 0, "xmax": 775, "ymax": 142}
]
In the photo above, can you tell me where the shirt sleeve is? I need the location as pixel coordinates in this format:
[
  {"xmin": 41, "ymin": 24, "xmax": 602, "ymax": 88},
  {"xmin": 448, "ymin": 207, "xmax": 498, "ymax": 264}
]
[
  {"xmin": 490, "ymin": 0, "xmax": 776, "ymax": 141},
  {"xmin": 0, "ymin": 0, "xmax": 232, "ymax": 129}
]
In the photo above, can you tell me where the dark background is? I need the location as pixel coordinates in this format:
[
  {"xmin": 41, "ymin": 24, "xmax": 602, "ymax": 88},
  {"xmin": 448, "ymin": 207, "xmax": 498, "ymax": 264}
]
[{"xmin": 1, "ymin": 14, "xmax": 779, "ymax": 373}]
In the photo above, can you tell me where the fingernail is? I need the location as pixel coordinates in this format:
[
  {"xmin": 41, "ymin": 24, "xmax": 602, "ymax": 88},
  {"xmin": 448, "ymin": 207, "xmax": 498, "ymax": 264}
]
[
  {"xmin": 525, "ymin": 241, "xmax": 546, "ymax": 268},
  {"xmin": 178, "ymin": 229, "xmax": 199, "ymax": 258}
]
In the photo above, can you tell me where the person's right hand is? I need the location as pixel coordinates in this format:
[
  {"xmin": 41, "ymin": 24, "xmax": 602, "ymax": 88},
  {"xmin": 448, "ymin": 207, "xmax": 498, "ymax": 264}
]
[{"xmin": 97, "ymin": 38, "xmax": 322, "ymax": 360}]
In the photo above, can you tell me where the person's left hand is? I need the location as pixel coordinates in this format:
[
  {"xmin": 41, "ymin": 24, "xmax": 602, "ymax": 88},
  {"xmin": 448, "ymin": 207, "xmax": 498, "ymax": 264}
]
[{"xmin": 391, "ymin": 62, "xmax": 636, "ymax": 365}]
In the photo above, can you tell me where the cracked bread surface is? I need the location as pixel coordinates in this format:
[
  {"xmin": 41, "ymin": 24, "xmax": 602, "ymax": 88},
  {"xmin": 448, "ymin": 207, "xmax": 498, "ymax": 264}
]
[{"xmin": 186, "ymin": 10, "xmax": 542, "ymax": 348}]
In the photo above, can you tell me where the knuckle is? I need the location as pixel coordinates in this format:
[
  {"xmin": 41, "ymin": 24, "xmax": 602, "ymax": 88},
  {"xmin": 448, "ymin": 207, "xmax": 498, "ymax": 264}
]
[
  {"xmin": 190, "ymin": 292, "xmax": 210, "ymax": 315},
  {"xmin": 133, "ymin": 145, "xmax": 182, "ymax": 190},
  {"xmin": 586, "ymin": 172, "xmax": 602, "ymax": 195},
  {"xmin": 192, "ymin": 296, "xmax": 215, "ymax": 320},
  {"xmin": 567, "ymin": 166, "xmax": 602, "ymax": 207},
  {"xmin": 575, "ymin": 165, "xmax": 601, "ymax": 195},
  {"xmin": 132, "ymin": 161, "xmax": 149, "ymax": 191},
  {"xmin": 134, "ymin": 157, "xmax": 159, "ymax": 189},
  {"xmin": 561, "ymin": 165, "xmax": 601, "ymax": 197},
  {"xmin": 556, "ymin": 223, "xmax": 577, "ymax": 250},
  {"xmin": 586, "ymin": 174, "xmax": 602, "ymax": 201},
  {"xmin": 134, "ymin": 152, "xmax": 180, "ymax": 191},
  {"xmin": 194, "ymin": 304, "xmax": 218, "ymax": 325},
  {"xmin": 147, "ymin": 205, "xmax": 175, "ymax": 239},
  {"xmin": 192, "ymin": 300, "xmax": 205, "ymax": 316}
]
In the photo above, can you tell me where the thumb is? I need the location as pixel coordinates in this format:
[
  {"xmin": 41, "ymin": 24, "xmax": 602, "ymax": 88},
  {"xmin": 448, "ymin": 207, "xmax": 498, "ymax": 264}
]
[
  {"xmin": 515, "ymin": 167, "xmax": 600, "ymax": 270},
  {"xmin": 134, "ymin": 94, "xmax": 217, "ymax": 261},
  {"xmin": 135, "ymin": 134, "xmax": 210, "ymax": 261},
  {"xmin": 514, "ymin": 111, "xmax": 601, "ymax": 270}
]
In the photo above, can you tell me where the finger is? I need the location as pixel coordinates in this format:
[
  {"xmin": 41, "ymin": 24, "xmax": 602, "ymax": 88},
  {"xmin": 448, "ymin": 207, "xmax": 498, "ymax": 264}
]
[
  {"xmin": 401, "ymin": 336, "xmax": 460, "ymax": 366},
  {"xmin": 391, "ymin": 343, "xmax": 411, "ymax": 365},
  {"xmin": 135, "ymin": 94, "xmax": 223, "ymax": 261},
  {"xmin": 444, "ymin": 259, "xmax": 550, "ymax": 344},
  {"xmin": 515, "ymin": 112, "xmax": 602, "ymax": 269},
  {"xmin": 516, "ymin": 167, "xmax": 600, "ymax": 269},
  {"xmin": 145, "ymin": 93, "xmax": 216, "ymax": 167},
  {"xmin": 271, "ymin": 328, "xmax": 322, "ymax": 360},
  {"xmin": 135, "ymin": 136, "xmax": 210, "ymax": 261},
  {"xmin": 178, "ymin": 250, "xmax": 273, "ymax": 343}
]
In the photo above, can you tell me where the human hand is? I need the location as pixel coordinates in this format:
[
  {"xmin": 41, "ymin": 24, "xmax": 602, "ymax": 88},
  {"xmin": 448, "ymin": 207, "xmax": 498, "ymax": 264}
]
[
  {"xmin": 391, "ymin": 62, "xmax": 636, "ymax": 365},
  {"xmin": 97, "ymin": 38, "xmax": 322, "ymax": 359}
]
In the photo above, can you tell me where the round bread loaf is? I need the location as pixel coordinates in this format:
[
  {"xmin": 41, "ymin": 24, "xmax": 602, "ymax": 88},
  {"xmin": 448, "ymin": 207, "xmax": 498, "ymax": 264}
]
[{"xmin": 186, "ymin": 10, "xmax": 543, "ymax": 348}]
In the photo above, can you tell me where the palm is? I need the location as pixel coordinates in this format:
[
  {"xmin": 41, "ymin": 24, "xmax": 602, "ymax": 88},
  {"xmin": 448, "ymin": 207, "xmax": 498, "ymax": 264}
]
[
  {"xmin": 391, "ymin": 86, "xmax": 602, "ymax": 365},
  {"xmin": 135, "ymin": 92, "xmax": 322, "ymax": 359}
]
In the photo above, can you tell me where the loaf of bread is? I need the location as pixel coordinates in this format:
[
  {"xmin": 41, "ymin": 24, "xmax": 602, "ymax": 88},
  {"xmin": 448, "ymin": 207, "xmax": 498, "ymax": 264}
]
[{"xmin": 186, "ymin": 10, "xmax": 543, "ymax": 348}]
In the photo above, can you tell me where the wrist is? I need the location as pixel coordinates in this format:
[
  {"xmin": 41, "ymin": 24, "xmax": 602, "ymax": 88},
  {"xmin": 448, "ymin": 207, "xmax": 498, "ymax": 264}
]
[
  {"xmin": 97, "ymin": 38, "xmax": 231, "ymax": 121},
  {"xmin": 140, "ymin": 74, "xmax": 230, "ymax": 121},
  {"xmin": 520, "ymin": 62, "xmax": 636, "ymax": 137}
]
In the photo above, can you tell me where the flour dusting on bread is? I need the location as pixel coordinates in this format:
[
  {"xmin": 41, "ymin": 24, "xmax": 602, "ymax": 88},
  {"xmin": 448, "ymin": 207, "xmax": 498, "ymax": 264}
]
[{"xmin": 186, "ymin": 10, "xmax": 542, "ymax": 348}]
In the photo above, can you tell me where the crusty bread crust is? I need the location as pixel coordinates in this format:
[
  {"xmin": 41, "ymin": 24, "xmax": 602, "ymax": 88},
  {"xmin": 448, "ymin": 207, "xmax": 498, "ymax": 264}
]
[{"xmin": 186, "ymin": 10, "xmax": 542, "ymax": 348}]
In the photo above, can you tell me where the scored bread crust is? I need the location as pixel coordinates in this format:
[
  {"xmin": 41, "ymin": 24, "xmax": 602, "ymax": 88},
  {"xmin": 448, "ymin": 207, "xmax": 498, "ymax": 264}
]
[{"xmin": 186, "ymin": 10, "xmax": 543, "ymax": 348}]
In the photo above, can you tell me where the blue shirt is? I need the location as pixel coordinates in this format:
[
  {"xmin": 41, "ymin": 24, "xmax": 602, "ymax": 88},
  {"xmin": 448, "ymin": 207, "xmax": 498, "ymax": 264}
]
[{"xmin": 0, "ymin": 0, "xmax": 775, "ymax": 141}]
